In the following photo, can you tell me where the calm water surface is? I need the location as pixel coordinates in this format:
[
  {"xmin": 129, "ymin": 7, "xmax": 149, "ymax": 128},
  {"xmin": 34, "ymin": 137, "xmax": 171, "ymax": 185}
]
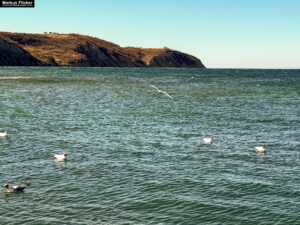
[{"xmin": 0, "ymin": 67, "xmax": 299, "ymax": 224}]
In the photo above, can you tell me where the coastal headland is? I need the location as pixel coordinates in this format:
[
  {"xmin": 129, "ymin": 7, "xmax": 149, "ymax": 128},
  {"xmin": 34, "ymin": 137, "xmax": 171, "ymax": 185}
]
[{"xmin": 0, "ymin": 32, "xmax": 205, "ymax": 68}]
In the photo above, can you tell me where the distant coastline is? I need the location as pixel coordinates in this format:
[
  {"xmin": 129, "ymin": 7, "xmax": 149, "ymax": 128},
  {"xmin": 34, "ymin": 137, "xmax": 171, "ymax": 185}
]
[{"xmin": 0, "ymin": 32, "xmax": 205, "ymax": 68}]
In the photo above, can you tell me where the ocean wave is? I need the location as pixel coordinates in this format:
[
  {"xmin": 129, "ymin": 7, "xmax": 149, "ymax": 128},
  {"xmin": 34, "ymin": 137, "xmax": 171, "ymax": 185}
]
[{"xmin": 0, "ymin": 76, "xmax": 47, "ymax": 80}]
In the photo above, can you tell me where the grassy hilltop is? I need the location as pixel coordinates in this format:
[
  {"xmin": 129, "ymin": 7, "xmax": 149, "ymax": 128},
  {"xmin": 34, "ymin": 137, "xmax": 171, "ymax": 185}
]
[{"xmin": 0, "ymin": 32, "xmax": 205, "ymax": 68}]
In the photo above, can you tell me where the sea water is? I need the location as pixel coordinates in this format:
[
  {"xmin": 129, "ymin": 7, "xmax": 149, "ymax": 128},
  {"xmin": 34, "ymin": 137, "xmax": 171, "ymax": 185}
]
[{"xmin": 0, "ymin": 67, "xmax": 299, "ymax": 224}]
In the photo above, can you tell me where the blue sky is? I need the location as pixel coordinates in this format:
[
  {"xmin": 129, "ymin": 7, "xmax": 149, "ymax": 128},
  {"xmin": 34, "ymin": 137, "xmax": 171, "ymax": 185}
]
[{"xmin": 0, "ymin": 0, "xmax": 299, "ymax": 68}]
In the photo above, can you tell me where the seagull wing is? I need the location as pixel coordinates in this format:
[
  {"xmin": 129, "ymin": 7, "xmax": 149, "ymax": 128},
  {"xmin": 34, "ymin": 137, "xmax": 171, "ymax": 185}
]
[
  {"xmin": 54, "ymin": 154, "xmax": 62, "ymax": 159},
  {"xmin": 12, "ymin": 183, "xmax": 30, "ymax": 188},
  {"xmin": 150, "ymin": 84, "xmax": 173, "ymax": 98},
  {"xmin": 12, "ymin": 183, "xmax": 30, "ymax": 191},
  {"xmin": 161, "ymin": 91, "xmax": 173, "ymax": 99},
  {"xmin": 150, "ymin": 84, "xmax": 160, "ymax": 92}
]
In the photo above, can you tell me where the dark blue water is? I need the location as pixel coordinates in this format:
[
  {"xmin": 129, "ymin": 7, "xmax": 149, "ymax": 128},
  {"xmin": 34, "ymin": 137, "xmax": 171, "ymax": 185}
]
[{"xmin": 0, "ymin": 67, "xmax": 299, "ymax": 224}]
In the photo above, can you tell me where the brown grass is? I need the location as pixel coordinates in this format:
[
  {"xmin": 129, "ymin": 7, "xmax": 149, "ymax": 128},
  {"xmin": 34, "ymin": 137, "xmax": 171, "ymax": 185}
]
[{"xmin": 0, "ymin": 32, "xmax": 174, "ymax": 66}]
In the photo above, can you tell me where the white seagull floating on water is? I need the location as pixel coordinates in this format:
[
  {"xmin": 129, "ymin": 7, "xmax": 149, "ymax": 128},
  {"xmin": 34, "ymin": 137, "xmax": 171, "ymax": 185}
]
[
  {"xmin": 254, "ymin": 145, "xmax": 266, "ymax": 153},
  {"xmin": 203, "ymin": 137, "xmax": 213, "ymax": 144},
  {"xmin": 150, "ymin": 84, "xmax": 173, "ymax": 99},
  {"xmin": 0, "ymin": 131, "xmax": 8, "ymax": 138},
  {"xmin": 54, "ymin": 153, "xmax": 67, "ymax": 161},
  {"xmin": 2, "ymin": 183, "xmax": 31, "ymax": 192}
]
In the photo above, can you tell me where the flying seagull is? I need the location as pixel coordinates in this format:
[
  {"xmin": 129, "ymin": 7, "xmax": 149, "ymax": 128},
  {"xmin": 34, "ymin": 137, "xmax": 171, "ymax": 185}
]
[
  {"xmin": 0, "ymin": 131, "xmax": 8, "ymax": 138},
  {"xmin": 254, "ymin": 145, "xmax": 266, "ymax": 153},
  {"xmin": 54, "ymin": 153, "xmax": 67, "ymax": 161},
  {"xmin": 203, "ymin": 137, "xmax": 213, "ymax": 144},
  {"xmin": 2, "ymin": 183, "xmax": 31, "ymax": 192},
  {"xmin": 150, "ymin": 84, "xmax": 173, "ymax": 99}
]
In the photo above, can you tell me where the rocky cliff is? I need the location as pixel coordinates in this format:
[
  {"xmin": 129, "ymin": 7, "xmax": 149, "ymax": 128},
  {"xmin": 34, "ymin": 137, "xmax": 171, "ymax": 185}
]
[
  {"xmin": 0, "ymin": 38, "xmax": 44, "ymax": 66},
  {"xmin": 0, "ymin": 32, "xmax": 205, "ymax": 68}
]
